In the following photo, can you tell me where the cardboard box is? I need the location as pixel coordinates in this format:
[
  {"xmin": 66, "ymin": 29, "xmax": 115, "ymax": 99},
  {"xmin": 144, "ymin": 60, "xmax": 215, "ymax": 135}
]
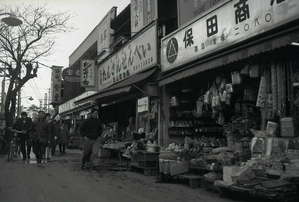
[
  {"xmin": 169, "ymin": 161, "xmax": 189, "ymax": 176},
  {"xmin": 266, "ymin": 137, "xmax": 288, "ymax": 157},
  {"xmin": 280, "ymin": 117, "xmax": 295, "ymax": 137},
  {"xmin": 223, "ymin": 166, "xmax": 241, "ymax": 185}
]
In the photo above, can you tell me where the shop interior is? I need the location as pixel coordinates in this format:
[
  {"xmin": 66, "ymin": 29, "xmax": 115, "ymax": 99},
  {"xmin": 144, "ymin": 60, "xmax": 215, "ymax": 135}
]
[{"xmin": 158, "ymin": 46, "xmax": 299, "ymax": 199}]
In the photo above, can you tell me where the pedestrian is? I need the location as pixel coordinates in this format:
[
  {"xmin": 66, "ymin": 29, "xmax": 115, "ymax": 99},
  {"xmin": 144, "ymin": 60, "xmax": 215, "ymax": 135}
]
[
  {"xmin": 59, "ymin": 121, "xmax": 68, "ymax": 154},
  {"xmin": 13, "ymin": 112, "xmax": 33, "ymax": 161},
  {"xmin": 49, "ymin": 119, "xmax": 60, "ymax": 157},
  {"xmin": 91, "ymin": 123, "xmax": 111, "ymax": 167},
  {"xmin": 44, "ymin": 113, "xmax": 53, "ymax": 161},
  {"xmin": 32, "ymin": 111, "xmax": 50, "ymax": 165},
  {"xmin": 80, "ymin": 110, "xmax": 102, "ymax": 170}
]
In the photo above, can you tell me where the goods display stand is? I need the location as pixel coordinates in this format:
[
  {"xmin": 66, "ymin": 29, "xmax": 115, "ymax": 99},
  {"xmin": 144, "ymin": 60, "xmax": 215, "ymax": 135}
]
[
  {"xmin": 177, "ymin": 174, "xmax": 203, "ymax": 188},
  {"xmin": 217, "ymin": 183, "xmax": 299, "ymax": 202},
  {"xmin": 102, "ymin": 142, "xmax": 129, "ymax": 171},
  {"xmin": 130, "ymin": 150, "xmax": 159, "ymax": 176}
]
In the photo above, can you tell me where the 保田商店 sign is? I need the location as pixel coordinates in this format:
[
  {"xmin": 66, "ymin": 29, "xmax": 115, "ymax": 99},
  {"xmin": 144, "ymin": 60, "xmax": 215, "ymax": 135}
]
[
  {"xmin": 98, "ymin": 23, "xmax": 157, "ymax": 90},
  {"xmin": 161, "ymin": 0, "xmax": 299, "ymax": 72}
]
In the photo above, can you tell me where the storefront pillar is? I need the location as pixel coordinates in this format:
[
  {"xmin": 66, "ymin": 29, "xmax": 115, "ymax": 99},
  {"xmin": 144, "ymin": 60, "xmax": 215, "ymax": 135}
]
[{"xmin": 158, "ymin": 85, "xmax": 170, "ymax": 147}]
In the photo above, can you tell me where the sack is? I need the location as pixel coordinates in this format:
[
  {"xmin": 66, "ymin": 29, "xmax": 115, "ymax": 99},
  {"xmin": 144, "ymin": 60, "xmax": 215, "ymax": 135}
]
[{"xmin": 231, "ymin": 71, "xmax": 241, "ymax": 85}]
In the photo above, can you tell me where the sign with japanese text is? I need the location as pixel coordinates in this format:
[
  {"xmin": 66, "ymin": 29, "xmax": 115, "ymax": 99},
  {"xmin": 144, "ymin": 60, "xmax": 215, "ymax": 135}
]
[
  {"xmin": 62, "ymin": 67, "xmax": 80, "ymax": 82},
  {"xmin": 137, "ymin": 97, "xmax": 149, "ymax": 113},
  {"xmin": 80, "ymin": 60, "xmax": 96, "ymax": 87},
  {"xmin": 98, "ymin": 24, "xmax": 157, "ymax": 91},
  {"xmin": 162, "ymin": 0, "xmax": 299, "ymax": 72},
  {"xmin": 58, "ymin": 91, "xmax": 97, "ymax": 114},
  {"xmin": 51, "ymin": 66, "xmax": 63, "ymax": 104},
  {"xmin": 131, "ymin": 0, "xmax": 157, "ymax": 36},
  {"xmin": 97, "ymin": 7, "xmax": 117, "ymax": 62}
]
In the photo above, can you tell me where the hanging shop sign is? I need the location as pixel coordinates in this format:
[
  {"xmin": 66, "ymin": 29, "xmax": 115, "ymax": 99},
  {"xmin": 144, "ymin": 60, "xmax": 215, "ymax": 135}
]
[
  {"xmin": 58, "ymin": 91, "xmax": 97, "ymax": 114},
  {"xmin": 80, "ymin": 60, "xmax": 96, "ymax": 87},
  {"xmin": 51, "ymin": 66, "xmax": 63, "ymax": 104},
  {"xmin": 131, "ymin": 0, "xmax": 158, "ymax": 37},
  {"xmin": 98, "ymin": 23, "xmax": 157, "ymax": 91},
  {"xmin": 161, "ymin": 0, "xmax": 299, "ymax": 72},
  {"xmin": 62, "ymin": 67, "xmax": 81, "ymax": 82},
  {"xmin": 97, "ymin": 7, "xmax": 117, "ymax": 62},
  {"xmin": 137, "ymin": 97, "xmax": 149, "ymax": 113}
]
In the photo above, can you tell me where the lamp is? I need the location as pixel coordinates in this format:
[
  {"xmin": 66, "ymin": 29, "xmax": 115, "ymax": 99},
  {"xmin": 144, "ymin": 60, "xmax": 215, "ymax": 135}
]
[{"xmin": 0, "ymin": 13, "xmax": 22, "ymax": 26}]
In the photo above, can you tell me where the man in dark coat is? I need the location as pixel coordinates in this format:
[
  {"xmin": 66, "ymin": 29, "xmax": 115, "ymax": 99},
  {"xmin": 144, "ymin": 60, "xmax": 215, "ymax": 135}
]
[
  {"xmin": 13, "ymin": 111, "xmax": 33, "ymax": 160},
  {"xmin": 80, "ymin": 110, "xmax": 102, "ymax": 169},
  {"xmin": 32, "ymin": 111, "xmax": 50, "ymax": 164}
]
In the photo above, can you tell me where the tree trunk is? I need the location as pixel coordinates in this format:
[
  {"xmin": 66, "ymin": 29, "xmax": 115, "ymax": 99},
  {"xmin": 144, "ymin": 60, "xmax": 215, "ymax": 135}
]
[{"xmin": 4, "ymin": 90, "xmax": 17, "ymax": 127}]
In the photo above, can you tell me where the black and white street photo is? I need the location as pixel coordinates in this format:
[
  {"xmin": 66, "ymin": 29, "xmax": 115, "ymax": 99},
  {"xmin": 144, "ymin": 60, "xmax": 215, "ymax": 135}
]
[{"xmin": 0, "ymin": 0, "xmax": 299, "ymax": 201}]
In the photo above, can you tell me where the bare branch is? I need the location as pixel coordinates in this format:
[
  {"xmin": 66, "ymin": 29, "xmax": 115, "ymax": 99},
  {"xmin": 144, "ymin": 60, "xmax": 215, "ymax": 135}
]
[{"xmin": 0, "ymin": 4, "xmax": 72, "ymax": 125}]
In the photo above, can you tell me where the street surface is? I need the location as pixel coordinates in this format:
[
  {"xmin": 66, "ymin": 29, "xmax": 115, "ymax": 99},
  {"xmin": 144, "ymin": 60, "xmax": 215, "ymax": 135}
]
[{"xmin": 0, "ymin": 150, "xmax": 238, "ymax": 202}]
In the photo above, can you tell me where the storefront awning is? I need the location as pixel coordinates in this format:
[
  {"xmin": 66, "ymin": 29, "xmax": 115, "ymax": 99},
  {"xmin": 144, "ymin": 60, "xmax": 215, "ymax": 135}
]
[
  {"xmin": 75, "ymin": 68, "xmax": 157, "ymax": 105},
  {"xmin": 159, "ymin": 24, "xmax": 299, "ymax": 86},
  {"xmin": 59, "ymin": 101, "xmax": 95, "ymax": 117}
]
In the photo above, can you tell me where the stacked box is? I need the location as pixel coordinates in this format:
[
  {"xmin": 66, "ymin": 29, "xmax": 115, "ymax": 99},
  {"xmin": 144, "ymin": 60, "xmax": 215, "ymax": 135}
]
[{"xmin": 280, "ymin": 117, "xmax": 295, "ymax": 137}]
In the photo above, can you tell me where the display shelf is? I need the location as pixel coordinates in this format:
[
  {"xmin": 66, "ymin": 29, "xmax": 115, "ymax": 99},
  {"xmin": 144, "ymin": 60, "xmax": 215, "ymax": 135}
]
[
  {"xmin": 169, "ymin": 133, "xmax": 225, "ymax": 137},
  {"xmin": 169, "ymin": 126, "xmax": 193, "ymax": 128}
]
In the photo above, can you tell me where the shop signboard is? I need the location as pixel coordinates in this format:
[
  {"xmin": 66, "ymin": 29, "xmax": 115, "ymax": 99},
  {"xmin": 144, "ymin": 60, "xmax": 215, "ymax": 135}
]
[
  {"xmin": 131, "ymin": 0, "xmax": 157, "ymax": 36},
  {"xmin": 98, "ymin": 23, "xmax": 157, "ymax": 91},
  {"xmin": 177, "ymin": 0, "xmax": 224, "ymax": 27},
  {"xmin": 161, "ymin": 0, "xmax": 299, "ymax": 72},
  {"xmin": 58, "ymin": 91, "xmax": 96, "ymax": 114},
  {"xmin": 62, "ymin": 67, "xmax": 80, "ymax": 82},
  {"xmin": 51, "ymin": 66, "xmax": 63, "ymax": 104},
  {"xmin": 80, "ymin": 60, "xmax": 96, "ymax": 87},
  {"xmin": 137, "ymin": 97, "xmax": 149, "ymax": 113},
  {"xmin": 97, "ymin": 7, "xmax": 117, "ymax": 62}
]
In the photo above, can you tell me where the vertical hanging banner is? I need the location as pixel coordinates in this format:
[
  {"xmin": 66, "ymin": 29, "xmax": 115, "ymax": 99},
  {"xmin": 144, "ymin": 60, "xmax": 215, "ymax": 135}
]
[
  {"xmin": 131, "ymin": 0, "xmax": 158, "ymax": 36},
  {"xmin": 161, "ymin": 0, "xmax": 299, "ymax": 72},
  {"xmin": 51, "ymin": 66, "xmax": 63, "ymax": 104},
  {"xmin": 97, "ymin": 7, "xmax": 117, "ymax": 62},
  {"xmin": 80, "ymin": 60, "xmax": 96, "ymax": 87}
]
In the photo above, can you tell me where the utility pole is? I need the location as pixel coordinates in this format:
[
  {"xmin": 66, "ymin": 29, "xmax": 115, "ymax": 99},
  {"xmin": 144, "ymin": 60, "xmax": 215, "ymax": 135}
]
[
  {"xmin": 48, "ymin": 88, "xmax": 51, "ymax": 113},
  {"xmin": 44, "ymin": 93, "xmax": 47, "ymax": 112},
  {"xmin": 39, "ymin": 99, "xmax": 43, "ymax": 110}
]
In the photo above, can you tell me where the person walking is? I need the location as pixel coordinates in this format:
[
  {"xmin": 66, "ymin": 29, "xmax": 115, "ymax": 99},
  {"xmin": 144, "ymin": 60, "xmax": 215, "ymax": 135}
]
[
  {"xmin": 80, "ymin": 110, "xmax": 102, "ymax": 169},
  {"xmin": 32, "ymin": 111, "xmax": 50, "ymax": 165},
  {"xmin": 44, "ymin": 113, "xmax": 53, "ymax": 161},
  {"xmin": 59, "ymin": 121, "xmax": 68, "ymax": 154},
  {"xmin": 13, "ymin": 112, "xmax": 33, "ymax": 161},
  {"xmin": 49, "ymin": 120, "xmax": 60, "ymax": 157}
]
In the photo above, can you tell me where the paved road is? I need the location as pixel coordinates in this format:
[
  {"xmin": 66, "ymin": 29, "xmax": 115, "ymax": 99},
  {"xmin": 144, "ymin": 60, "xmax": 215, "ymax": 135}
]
[{"xmin": 0, "ymin": 151, "xmax": 238, "ymax": 202}]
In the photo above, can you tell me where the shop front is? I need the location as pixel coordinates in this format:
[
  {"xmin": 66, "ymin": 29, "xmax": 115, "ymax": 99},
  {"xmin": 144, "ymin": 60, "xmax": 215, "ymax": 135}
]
[
  {"xmin": 75, "ymin": 22, "xmax": 161, "ymax": 174},
  {"xmin": 59, "ymin": 91, "xmax": 97, "ymax": 136},
  {"xmin": 157, "ymin": 0, "xmax": 299, "ymax": 199}
]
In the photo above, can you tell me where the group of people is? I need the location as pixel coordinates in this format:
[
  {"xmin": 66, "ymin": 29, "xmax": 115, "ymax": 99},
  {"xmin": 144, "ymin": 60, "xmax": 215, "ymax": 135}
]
[
  {"xmin": 12, "ymin": 110, "xmax": 68, "ymax": 164},
  {"xmin": 10, "ymin": 109, "xmax": 110, "ymax": 169}
]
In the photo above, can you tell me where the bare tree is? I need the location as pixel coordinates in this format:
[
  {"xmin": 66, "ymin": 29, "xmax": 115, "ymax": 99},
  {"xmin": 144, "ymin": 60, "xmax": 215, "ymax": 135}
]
[{"xmin": 0, "ymin": 5, "xmax": 71, "ymax": 126}]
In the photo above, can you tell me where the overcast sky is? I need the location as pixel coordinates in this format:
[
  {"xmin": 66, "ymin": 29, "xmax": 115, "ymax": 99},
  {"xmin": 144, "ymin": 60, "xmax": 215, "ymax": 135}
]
[{"xmin": 0, "ymin": 0, "xmax": 130, "ymax": 108}]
